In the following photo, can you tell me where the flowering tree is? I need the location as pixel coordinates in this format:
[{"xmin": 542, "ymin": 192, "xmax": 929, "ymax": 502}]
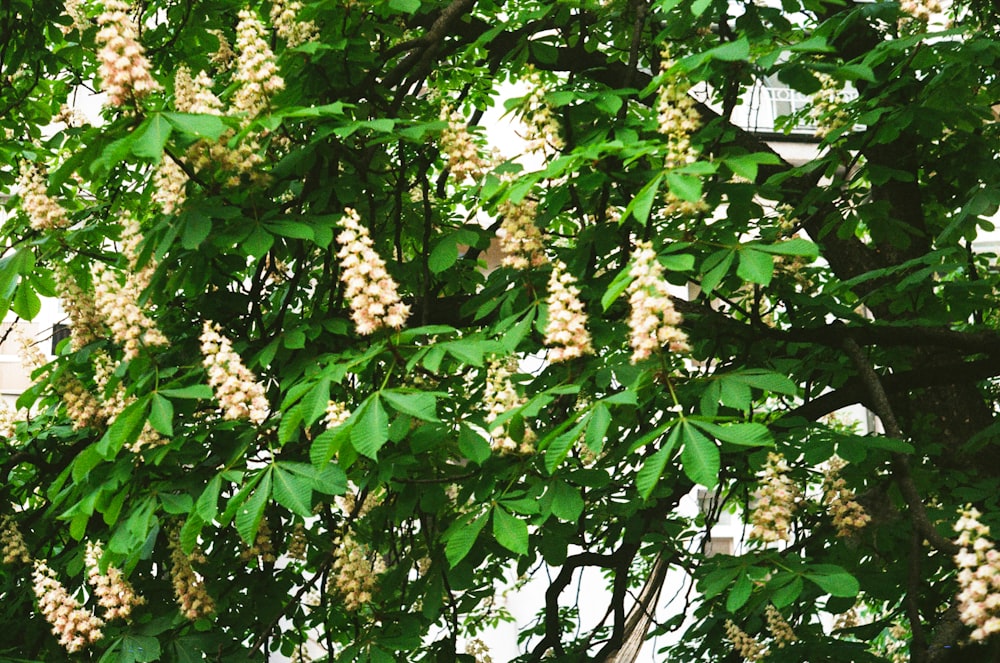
[{"xmin": 2, "ymin": 0, "xmax": 1000, "ymax": 661}]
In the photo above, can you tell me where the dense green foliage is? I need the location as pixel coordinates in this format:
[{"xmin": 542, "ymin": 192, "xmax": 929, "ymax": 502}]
[{"xmin": 2, "ymin": 0, "xmax": 1000, "ymax": 661}]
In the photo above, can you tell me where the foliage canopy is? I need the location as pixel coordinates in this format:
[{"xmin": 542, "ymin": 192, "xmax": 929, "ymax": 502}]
[{"xmin": 2, "ymin": 0, "xmax": 1000, "ymax": 661}]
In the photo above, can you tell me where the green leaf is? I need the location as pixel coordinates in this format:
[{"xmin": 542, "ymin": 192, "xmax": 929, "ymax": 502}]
[
  {"xmin": 164, "ymin": 112, "xmax": 228, "ymax": 140},
  {"xmin": 351, "ymin": 396, "xmax": 389, "ymax": 459},
  {"xmin": 428, "ymin": 237, "xmax": 459, "ymax": 273},
  {"xmin": 699, "ymin": 565, "xmax": 741, "ymax": 599},
  {"xmin": 601, "ymin": 267, "xmax": 634, "ymax": 312},
  {"xmin": 382, "ymin": 390, "xmax": 439, "ymax": 422},
  {"xmin": 681, "ymin": 36, "xmax": 750, "ymax": 70},
  {"xmin": 690, "ymin": 421, "xmax": 773, "ymax": 447},
  {"xmin": 12, "ymin": 283, "xmax": 40, "ymax": 320},
  {"xmin": 543, "ymin": 419, "xmax": 587, "ymax": 474},
  {"xmin": 72, "ymin": 446, "xmax": 104, "ymax": 483},
  {"xmin": 445, "ymin": 511, "xmax": 488, "ymax": 567},
  {"xmin": 726, "ymin": 572, "xmax": 753, "ymax": 612},
  {"xmin": 149, "ymin": 393, "xmax": 174, "ymax": 436},
  {"xmin": 97, "ymin": 397, "xmax": 149, "ymax": 459},
  {"xmin": 701, "ymin": 249, "xmax": 734, "ymax": 294},
  {"xmin": 195, "ymin": 474, "xmax": 222, "ymax": 522},
  {"xmin": 182, "ymin": 213, "xmax": 211, "ymax": 249},
  {"xmin": 733, "ymin": 369, "xmax": 799, "ymax": 395},
  {"xmin": 680, "ymin": 422, "xmax": 720, "ymax": 489},
  {"xmin": 235, "ymin": 469, "xmax": 272, "ymax": 544},
  {"xmin": 724, "ymin": 152, "xmax": 781, "ymax": 181},
  {"xmin": 159, "ymin": 492, "xmax": 193, "ymax": 515},
  {"xmin": 132, "ymin": 114, "xmax": 172, "ymax": 160},
  {"xmin": 301, "ymin": 378, "xmax": 331, "ymax": 427},
  {"xmin": 806, "ymin": 566, "xmax": 860, "ymax": 597},
  {"xmin": 549, "ymin": 481, "xmax": 585, "ymax": 521},
  {"xmin": 753, "ymin": 237, "xmax": 819, "ymax": 259},
  {"xmin": 159, "ymin": 385, "xmax": 213, "ymax": 399},
  {"xmin": 625, "ymin": 173, "xmax": 663, "ymax": 225},
  {"xmin": 284, "ymin": 461, "xmax": 347, "ymax": 495},
  {"xmin": 666, "ymin": 172, "xmax": 702, "ymax": 202},
  {"xmin": 459, "ymin": 425, "xmax": 491, "ymax": 465},
  {"xmin": 585, "ymin": 403, "xmax": 611, "ymax": 454},
  {"xmin": 636, "ymin": 425, "xmax": 682, "ymax": 499},
  {"xmin": 770, "ymin": 575, "xmax": 804, "ymax": 608},
  {"xmin": 116, "ymin": 634, "xmax": 161, "ymax": 663},
  {"xmin": 719, "ymin": 378, "xmax": 752, "ymax": 410},
  {"xmin": 659, "ymin": 253, "xmax": 696, "ymax": 272},
  {"xmin": 737, "ymin": 248, "xmax": 774, "ymax": 286},
  {"xmin": 243, "ymin": 226, "xmax": 274, "ymax": 258},
  {"xmin": 492, "ymin": 506, "xmax": 529, "ymax": 556},
  {"xmin": 266, "ymin": 220, "xmax": 314, "ymax": 241},
  {"xmin": 389, "ymin": 0, "xmax": 420, "ymax": 14},
  {"xmin": 272, "ymin": 466, "xmax": 313, "ymax": 518}
]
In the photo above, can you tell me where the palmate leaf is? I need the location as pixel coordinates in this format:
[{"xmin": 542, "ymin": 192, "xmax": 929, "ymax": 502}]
[
  {"xmin": 492, "ymin": 506, "xmax": 529, "ymax": 556},
  {"xmin": 636, "ymin": 424, "xmax": 683, "ymax": 500},
  {"xmin": 679, "ymin": 422, "xmax": 720, "ymax": 489},
  {"xmin": 350, "ymin": 396, "xmax": 389, "ymax": 459},
  {"xmin": 445, "ymin": 511, "xmax": 489, "ymax": 567}
]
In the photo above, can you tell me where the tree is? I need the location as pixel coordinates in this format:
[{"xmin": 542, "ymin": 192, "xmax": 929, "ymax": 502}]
[{"xmin": 1, "ymin": 0, "xmax": 999, "ymax": 660}]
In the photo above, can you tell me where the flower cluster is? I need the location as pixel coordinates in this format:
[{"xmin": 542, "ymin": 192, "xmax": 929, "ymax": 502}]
[
  {"xmin": 954, "ymin": 506, "xmax": 1000, "ymax": 640},
  {"xmin": 54, "ymin": 265, "xmax": 102, "ymax": 351},
  {"xmin": 16, "ymin": 326, "xmax": 103, "ymax": 430},
  {"xmin": 336, "ymin": 483, "xmax": 381, "ymax": 519},
  {"xmin": 0, "ymin": 399, "xmax": 21, "ymax": 439},
  {"xmin": 336, "ymin": 208, "xmax": 410, "ymax": 335},
  {"xmin": 288, "ymin": 522, "xmax": 308, "ymax": 560},
  {"xmin": 210, "ymin": 29, "xmax": 235, "ymax": 69},
  {"xmin": 519, "ymin": 67, "xmax": 564, "ymax": 153},
  {"xmin": 544, "ymin": 260, "xmax": 594, "ymax": 362},
  {"xmin": 821, "ymin": 456, "xmax": 871, "ymax": 538},
  {"xmin": 810, "ymin": 75, "xmax": 851, "ymax": 139},
  {"xmin": 497, "ymin": 199, "xmax": 548, "ymax": 269},
  {"xmin": 200, "ymin": 321, "xmax": 270, "ymax": 425},
  {"xmin": 92, "ymin": 262, "xmax": 168, "ymax": 360},
  {"xmin": 271, "ymin": 0, "xmax": 318, "ymax": 48},
  {"xmin": 169, "ymin": 529, "xmax": 215, "ymax": 621},
  {"xmin": 749, "ymin": 452, "xmax": 799, "ymax": 543},
  {"xmin": 174, "ymin": 67, "xmax": 224, "ymax": 116},
  {"xmin": 626, "ymin": 241, "xmax": 690, "ymax": 363},
  {"xmin": 32, "ymin": 560, "xmax": 105, "ymax": 653},
  {"xmin": 173, "ymin": 67, "xmax": 265, "ymax": 185},
  {"xmin": 483, "ymin": 357, "xmax": 534, "ymax": 454},
  {"xmin": 96, "ymin": 0, "xmax": 161, "ymax": 107},
  {"xmin": 152, "ymin": 157, "xmax": 188, "ymax": 215},
  {"xmin": 63, "ymin": 0, "xmax": 90, "ymax": 33},
  {"xmin": 233, "ymin": 9, "xmax": 285, "ymax": 120},
  {"xmin": 14, "ymin": 326, "xmax": 47, "ymax": 373},
  {"xmin": 54, "ymin": 104, "xmax": 89, "ymax": 127},
  {"xmin": 466, "ymin": 638, "xmax": 494, "ymax": 663},
  {"xmin": 900, "ymin": 0, "xmax": 942, "ymax": 22},
  {"xmin": 120, "ymin": 215, "xmax": 157, "ymax": 290},
  {"xmin": 765, "ymin": 604, "xmax": 798, "ymax": 648},
  {"xmin": 240, "ymin": 517, "xmax": 277, "ymax": 564},
  {"xmin": 724, "ymin": 619, "xmax": 766, "ymax": 662},
  {"xmin": 84, "ymin": 542, "xmax": 144, "ymax": 621},
  {"xmin": 325, "ymin": 400, "xmax": 350, "ymax": 429},
  {"xmin": 63, "ymin": 376, "xmax": 105, "ymax": 430},
  {"xmin": 16, "ymin": 162, "xmax": 70, "ymax": 231},
  {"xmin": 656, "ymin": 51, "xmax": 700, "ymax": 169},
  {"xmin": 1, "ymin": 515, "xmax": 31, "ymax": 565},
  {"xmin": 329, "ymin": 534, "xmax": 385, "ymax": 612},
  {"xmin": 439, "ymin": 106, "xmax": 488, "ymax": 182}
]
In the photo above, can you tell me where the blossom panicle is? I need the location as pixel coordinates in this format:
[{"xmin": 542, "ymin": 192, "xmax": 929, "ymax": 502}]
[{"xmin": 335, "ymin": 208, "xmax": 410, "ymax": 335}]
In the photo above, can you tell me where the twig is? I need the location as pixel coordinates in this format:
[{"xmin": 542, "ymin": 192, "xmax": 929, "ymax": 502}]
[{"xmin": 841, "ymin": 337, "xmax": 959, "ymax": 557}]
